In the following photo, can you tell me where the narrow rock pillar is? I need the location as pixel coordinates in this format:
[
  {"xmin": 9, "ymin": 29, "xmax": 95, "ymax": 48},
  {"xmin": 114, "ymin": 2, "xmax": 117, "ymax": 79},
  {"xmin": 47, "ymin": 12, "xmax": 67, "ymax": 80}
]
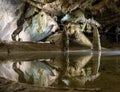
[{"xmin": 93, "ymin": 26, "xmax": 101, "ymax": 51}]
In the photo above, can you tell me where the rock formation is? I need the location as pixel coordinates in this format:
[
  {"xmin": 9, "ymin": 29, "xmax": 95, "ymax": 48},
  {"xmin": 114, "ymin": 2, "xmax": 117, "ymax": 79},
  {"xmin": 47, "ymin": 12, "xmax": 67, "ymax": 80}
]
[{"xmin": 0, "ymin": 0, "xmax": 120, "ymax": 50}]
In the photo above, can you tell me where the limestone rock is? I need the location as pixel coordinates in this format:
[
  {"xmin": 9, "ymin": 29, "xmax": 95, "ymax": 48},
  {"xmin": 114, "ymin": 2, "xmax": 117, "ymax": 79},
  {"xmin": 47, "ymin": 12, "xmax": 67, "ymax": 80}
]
[
  {"xmin": 0, "ymin": 0, "xmax": 23, "ymax": 41},
  {"xmin": 16, "ymin": 11, "xmax": 59, "ymax": 42},
  {"xmin": 64, "ymin": 23, "xmax": 93, "ymax": 48}
]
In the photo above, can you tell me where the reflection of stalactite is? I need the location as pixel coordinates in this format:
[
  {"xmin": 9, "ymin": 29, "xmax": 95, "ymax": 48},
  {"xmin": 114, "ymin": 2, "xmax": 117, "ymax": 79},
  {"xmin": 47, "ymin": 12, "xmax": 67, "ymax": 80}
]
[
  {"xmin": 83, "ymin": 51, "xmax": 101, "ymax": 82},
  {"xmin": 12, "ymin": 62, "xmax": 26, "ymax": 83},
  {"xmin": 12, "ymin": 62, "xmax": 35, "ymax": 84},
  {"xmin": 38, "ymin": 68, "xmax": 46, "ymax": 87},
  {"xmin": 93, "ymin": 51, "xmax": 101, "ymax": 75}
]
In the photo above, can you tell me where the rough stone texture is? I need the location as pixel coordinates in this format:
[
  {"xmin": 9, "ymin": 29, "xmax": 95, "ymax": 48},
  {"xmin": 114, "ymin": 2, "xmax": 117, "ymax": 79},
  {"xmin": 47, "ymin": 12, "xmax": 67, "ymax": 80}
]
[
  {"xmin": 0, "ymin": 0, "xmax": 23, "ymax": 41},
  {"xmin": 0, "ymin": 0, "xmax": 59, "ymax": 42},
  {"xmin": 0, "ymin": 0, "xmax": 120, "ymax": 49},
  {"xmin": 64, "ymin": 23, "xmax": 93, "ymax": 48},
  {"xmin": 17, "ymin": 11, "xmax": 58, "ymax": 42}
]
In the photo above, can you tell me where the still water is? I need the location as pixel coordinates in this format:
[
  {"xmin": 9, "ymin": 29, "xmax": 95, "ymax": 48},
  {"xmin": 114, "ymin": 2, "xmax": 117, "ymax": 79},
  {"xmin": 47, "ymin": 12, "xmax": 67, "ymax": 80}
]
[{"xmin": 0, "ymin": 50, "xmax": 120, "ymax": 92}]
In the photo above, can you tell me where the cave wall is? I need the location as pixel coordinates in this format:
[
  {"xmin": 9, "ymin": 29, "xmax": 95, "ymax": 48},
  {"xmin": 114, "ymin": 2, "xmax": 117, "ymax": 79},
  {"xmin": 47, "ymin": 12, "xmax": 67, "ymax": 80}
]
[{"xmin": 0, "ymin": 0, "xmax": 23, "ymax": 41}]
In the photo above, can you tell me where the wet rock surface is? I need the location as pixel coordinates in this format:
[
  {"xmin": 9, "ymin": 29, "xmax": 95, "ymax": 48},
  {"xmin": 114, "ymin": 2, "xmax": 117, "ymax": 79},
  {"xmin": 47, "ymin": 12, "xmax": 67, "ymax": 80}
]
[{"xmin": 0, "ymin": 77, "xmax": 101, "ymax": 92}]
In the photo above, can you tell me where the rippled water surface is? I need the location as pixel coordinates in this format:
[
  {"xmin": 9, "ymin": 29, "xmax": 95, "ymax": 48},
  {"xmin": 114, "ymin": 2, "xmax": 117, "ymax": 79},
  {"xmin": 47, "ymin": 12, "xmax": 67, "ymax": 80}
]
[{"xmin": 0, "ymin": 51, "xmax": 120, "ymax": 92}]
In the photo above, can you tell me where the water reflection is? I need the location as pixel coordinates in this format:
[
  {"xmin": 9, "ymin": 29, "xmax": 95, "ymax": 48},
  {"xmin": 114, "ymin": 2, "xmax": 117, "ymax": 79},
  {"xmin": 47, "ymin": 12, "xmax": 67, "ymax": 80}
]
[
  {"xmin": 0, "ymin": 52, "xmax": 101, "ymax": 87},
  {"xmin": 59, "ymin": 52, "xmax": 101, "ymax": 87},
  {"xmin": 0, "ymin": 51, "xmax": 120, "ymax": 90},
  {"xmin": 0, "ymin": 58, "xmax": 59, "ymax": 87}
]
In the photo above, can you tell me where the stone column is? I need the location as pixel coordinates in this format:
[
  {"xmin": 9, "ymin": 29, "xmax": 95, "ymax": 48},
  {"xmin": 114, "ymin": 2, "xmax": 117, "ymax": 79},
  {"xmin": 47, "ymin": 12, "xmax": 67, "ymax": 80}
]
[{"xmin": 93, "ymin": 26, "xmax": 101, "ymax": 51}]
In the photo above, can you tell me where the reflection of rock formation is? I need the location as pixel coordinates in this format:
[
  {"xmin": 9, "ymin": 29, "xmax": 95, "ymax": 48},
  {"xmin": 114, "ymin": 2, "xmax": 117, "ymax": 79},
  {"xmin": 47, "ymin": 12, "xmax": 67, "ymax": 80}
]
[
  {"xmin": 64, "ymin": 55, "xmax": 93, "ymax": 77},
  {"xmin": 61, "ymin": 52, "xmax": 101, "ymax": 86},
  {"xmin": 0, "ymin": 61, "xmax": 19, "ymax": 82},
  {"xmin": 13, "ymin": 62, "xmax": 27, "ymax": 83},
  {"xmin": 0, "ymin": 52, "xmax": 101, "ymax": 87},
  {"xmin": 0, "ymin": 59, "xmax": 58, "ymax": 87}
]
